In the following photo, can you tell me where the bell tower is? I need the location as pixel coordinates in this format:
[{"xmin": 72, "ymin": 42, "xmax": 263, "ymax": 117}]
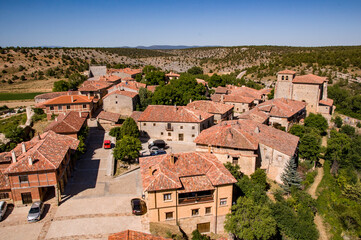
[{"xmin": 274, "ymin": 70, "xmax": 296, "ymax": 99}]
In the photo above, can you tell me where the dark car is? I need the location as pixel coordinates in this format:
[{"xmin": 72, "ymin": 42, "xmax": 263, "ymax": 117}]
[
  {"xmin": 0, "ymin": 201, "xmax": 8, "ymax": 221},
  {"xmin": 148, "ymin": 140, "xmax": 166, "ymax": 149},
  {"xmin": 150, "ymin": 149, "xmax": 167, "ymax": 156},
  {"xmin": 27, "ymin": 201, "xmax": 44, "ymax": 222},
  {"xmin": 131, "ymin": 198, "xmax": 146, "ymax": 215}
]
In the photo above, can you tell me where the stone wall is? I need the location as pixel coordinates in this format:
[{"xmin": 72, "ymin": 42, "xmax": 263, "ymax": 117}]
[
  {"xmin": 292, "ymin": 83, "xmax": 320, "ymax": 114},
  {"xmin": 103, "ymin": 94, "xmax": 137, "ymax": 116}
]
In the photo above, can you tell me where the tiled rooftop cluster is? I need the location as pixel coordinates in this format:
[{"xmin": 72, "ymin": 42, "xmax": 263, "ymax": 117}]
[
  {"xmin": 45, "ymin": 111, "xmax": 88, "ymax": 134},
  {"xmin": 187, "ymin": 100, "xmax": 233, "ymax": 115}
]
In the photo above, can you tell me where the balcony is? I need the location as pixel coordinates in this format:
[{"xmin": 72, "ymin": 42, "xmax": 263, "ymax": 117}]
[
  {"xmin": 166, "ymin": 126, "xmax": 174, "ymax": 131},
  {"xmin": 178, "ymin": 194, "xmax": 213, "ymax": 205}
]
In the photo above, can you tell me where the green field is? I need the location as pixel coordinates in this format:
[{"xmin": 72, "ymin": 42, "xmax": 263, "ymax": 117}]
[{"xmin": 0, "ymin": 92, "xmax": 46, "ymax": 101}]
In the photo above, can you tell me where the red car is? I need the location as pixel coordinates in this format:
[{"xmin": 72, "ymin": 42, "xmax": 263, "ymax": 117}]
[{"xmin": 103, "ymin": 140, "xmax": 111, "ymax": 149}]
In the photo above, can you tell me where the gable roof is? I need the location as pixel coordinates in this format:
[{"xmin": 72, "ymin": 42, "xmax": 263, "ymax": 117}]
[
  {"xmin": 319, "ymin": 98, "xmax": 334, "ymax": 106},
  {"xmin": 165, "ymin": 72, "xmax": 180, "ymax": 77},
  {"xmin": 187, "ymin": 100, "xmax": 233, "ymax": 115},
  {"xmin": 256, "ymin": 98, "xmax": 306, "ymax": 118},
  {"xmin": 5, "ymin": 131, "xmax": 79, "ymax": 174},
  {"xmin": 278, "ymin": 70, "xmax": 296, "ymax": 75},
  {"xmin": 97, "ymin": 111, "xmax": 121, "ymax": 122},
  {"xmin": 43, "ymin": 95, "xmax": 93, "ymax": 105},
  {"xmin": 109, "ymin": 81, "xmax": 146, "ymax": 92},
  {"xmin": 138, "ymin": 105, "xmax": 213, "ymax": 123},
  {"xmin": 103, "ymin": 90, "xmax": 138, "ymax": 99},
  {"xmin": 195, "ymin": 119, "xmax": 299, "ymax": 156},
  {"xmin": 98, "ymin": 75, "xmax": 122, "ymax": 83},
  {"xmin": 89, "ymin": 66, "xmax": 107, "ymax": 78},
  {"xmin": 78, "ymin": 80, "xmax": 113, "ymax": 92},
  {"xmin": 211, "ymin": 94, "xmax": 254, "ymax": 104},
  {"xmin": 45, "ymin": 111, "xmax": 87, "ymax": 133},
  {"xmin": 130, "ymin": 111, "xmax": 143, "ymax": 123},
  {"xmin": 34, "ymin": 91, "xmax": 79, "ymax": 101},
  {"xmin": 107, "ymin": 68, "xmax": 142, "ymax": 76},
  {"xmin": 140, "ymin": 152, "xmax": 237, "ymax": 192},
  {"xmin": 109, "ymin": 230, "xmax": 170, "ymax": 240},
  {"xmin": 292, "ymin": 74, "xmax": 327, "ymax": 84},
  {"xmin": 238, "ymin": 108, "xmax": 270, "ymax": 124}
]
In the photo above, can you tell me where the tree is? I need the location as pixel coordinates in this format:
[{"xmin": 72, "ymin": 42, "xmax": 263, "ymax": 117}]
[
  {"xmin": 120, "ymin": 118, "xmax": 139, "ymax": 139},
  {"xmin": 225, "ymin": 197, "xmax": 277, "ymax": 240},
  {"xmin": 191, "ymin": 229, "xmax": 210, "ymax": 240},
  {"xmin": 113, "ymin": 136, "xmax": 141, "ymax": 163},
  {"xmin": 109, "ymin": 127, "xmax": 122, "ymax": 140},
  {"xmin": 304, "ymin": 113, "xmax": 328, "ymax": 134},
  {"xmin": 187, "ymin": 66, "xmax": 203, "ymax": 75},
  {"xmin": 333, "ymin": 116, "xmax": 343, "ymax": 128},
  {"xmin": 325, "ymin": 130, "xmax": 352, "ymax": 168},
  {"xmin": 299, "ymin": 131, "xmax": 321, "ymax": 161},
  {"xmin": 250, "ymin": 169, "xmax": 269, "ymax": 191},
  {"xmin": 224, "ymin": 162, "xmax": 243, "ymax": 181},
  {"xmin": 289, "ymin": 124, "xmax": 305, "ymax": 138},
  {"xmin": 145, "ymin": 71, "xmax": 166, "ymax": 85},
  {"xmin": 340, "ymin": 124, "xmax": 355, "ymax": 136},
  {"xmin": 138, "ymin": 87, "xmax": 153, "ymax": 111},
  {"xmin": 267, "ymin": 88, "xmax": 274, "ymax": 100},
  {"xmin": 281, "ymin": 157, "xmax": 302, "ymax": 192},
  {"xmin": 53, "ymin": 80, "xmax": 70, "ymax": 92}
]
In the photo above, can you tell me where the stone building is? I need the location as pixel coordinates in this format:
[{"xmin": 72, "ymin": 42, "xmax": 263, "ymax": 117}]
[
  {"xmin": 88, "ymin": 65, "xmax": 107, "ymax": 79},
  {"xmin": 187, "ymin": 100, "xmax": 234, "ymax": 124},
  {"xmin": 140, "ymin": 152, "xmax": 236, "ymax": 235},
  {"xmin": 102, "ymin": 90, "xmax": 139, "ymax": 117},
  {"xmin": 34, "ymin": 91, "xmax": 79, "ymax": 104},
  {"xmin": 97, "ymin": 111, "xmax": 121, "ymax": 131},
  {"xmin": 0, "ymin": 131, "xmax": 79, "ymax": 206},
  {"xmin": 165, "ymin": 72, "xmax": 180, "ymax": 80},
  {"xmin": 194, "ymin": 119, "xmax": 300, "ymax": 183},
  {"xmin": 44, "ymin": 111, "xmax": 88, "ymax": 138},
  {"xmin": 274, "ymin": 70, "xmax": 335, "ymax": 121},
  {"xmin": 107, "ymin": 68, "xmax": 142, "ymax": 79},
  {"xmin": 211, "ymin": 94, "xmax": 254, "ymax": 115},
  {"xmin": 138, "ymin": 105, "xmax": 214, "ymax": 142},
  {"xmin": 108, "ymin": 81, "xmax": 147, "ymax": 94}
]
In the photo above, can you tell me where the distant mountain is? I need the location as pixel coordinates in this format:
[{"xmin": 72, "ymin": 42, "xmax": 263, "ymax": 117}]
[{"xmin": 132, "ymin": 45, "xmax": 221, "ymax": 50}]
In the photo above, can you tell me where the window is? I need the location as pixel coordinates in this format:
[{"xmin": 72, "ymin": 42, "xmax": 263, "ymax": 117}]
[
  {"xmin": 161, "ymin": 132, "xmax": 163, "ymax": 135},
  {"xmin": 167, "ymin": 123, "xmax": 172, "ymax": 130},
  {"xmin": 205, "ymin": 207, "xmax": 211, "ymax": 214},
  {"xmin": 282, "ymin": 76, "xmax": 284, "ymax": 80},
  {"xmin": 19, "ymin": 175, "xmax": 29, "ymax": 183},
  {"xmin": 192, "ymin": 134, "xmax": 195, "ymax": 137},
  {"xmin": 168, "ymin": 132, "xmax": 171, "ymax": 136},
  {"xmin": 232, "ymin": 157, "xmax": 239, "ymax": 164},
  {"xmin": 164, "ymin": 193, "xmax": 171, "ymax": 201},
  {"xmin": 197, "ymin": 222, "xmax": 210, "ymax": 233},
  {"xmin": 143, "ymin": 123, "xmax": 146, "ymax": 126},
  {"xmin": 50, "ymin": 106, "xmax": 54, "ymax": 110},
  {"xmin": 115, "ymin": 101, "xmax": 118, "ymax": 104},
  {"xmin": 192, "ymin": 126, "xmax": 195, "ymax": 130},
  {"xmin": 220, "ymin": 198, "xmax": 227, "ymax": 206},
  {"xmin": 66, "ymin": 105, "xmax": 70, "ymax": 110},
  {"xmin": 165, "ymin": 212, "xmax": 173, "ymax": 220},
  {"xmin": 192, "ymin": 209, "xmax": 199, "ymax": 216},
  {"xmin": 180, "ymin": 126, "xmax": 183, "ymax": 129},
  {"xmin": 153, "ymin": 123, "xmax": 156, "ymax": 126},
  {"xmin": 82, "ymin": 104, "xmax": 87, "ymax": 109},
  {"xmin": 178, "ymin": 133, "xmax": 184, "ymax": 141},
  {"xmin": 286, "ymin": 76, "xmax": 289, "ymax": 80},
  {"xmin": 0, "ymin": 192, "xmax": 9, "ymax": 199}
]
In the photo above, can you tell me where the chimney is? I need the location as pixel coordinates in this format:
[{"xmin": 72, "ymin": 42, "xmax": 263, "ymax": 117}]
[
  {"xmin": 199, "ymin": 115, "xmax": 202, "ymax": 120},
  {"xmin": 208, "ymin": 144, "xmax": 212, "ymax": 153},
  {"xmin": 21, "ymin": 142, "xmax": 26, "ymax": 153},
  {"xmin": 55, "ymin": 117, "xmax": 58, "ymax": 121},
  {"xmin": 28, "ymin": 156, "xmax": 33, "ymax": 165},
  {"xmin": 149, "ymin": 166, "xmax": 152, "ymax": 176},
  {"xmin": 11, "ymin": 150, "xmax": 16, "ymax": 163},
  {"xmin": 88, "ymin": 94, "xmax": 90, "ymax": 100},
  {"xmin": 189, "ymin": 99, "xmax": 192, "ymax": 103},
  {"xmin": 79, "ymin": 112, "xmax": 82, "ymax": 118},
  {"xmin": 170, "ymin": 154, "xmax": 175, "ymax": 164},
  {"xmin": 71, "ymin": 95, "xmax": 74, "ymax": 102},
  {"xmin": 220, "ymin": 95, "xmax": 224, "ymax": 103},
  {"xmin": 254, "ymin": 126, "xmax": 260, "ymax": 133},
  {"xmin": 38, "ymin": 132, "xmax": 41, "ymax": 140}
]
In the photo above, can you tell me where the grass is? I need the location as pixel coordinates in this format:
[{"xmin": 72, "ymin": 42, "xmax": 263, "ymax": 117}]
[
  {"xmin": 0, "ymin": 114, "xmax": 27, "ymax": 133},
  {"xmin": 0, "ymin": 92, "xmax": 45, "ymax": 101}
]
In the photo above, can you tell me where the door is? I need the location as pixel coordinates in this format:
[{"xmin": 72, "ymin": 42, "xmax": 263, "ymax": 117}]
[
  {"xmin": 21, "ymin": 192, "xmax": 32, "ymax": 204},
  {"xmin": 197, "ymin": 222, "xmax": 210, "ymax": 233},
  {"xmin": 178, "ymin": 133, "xmax": 184, "ymax": 141}
]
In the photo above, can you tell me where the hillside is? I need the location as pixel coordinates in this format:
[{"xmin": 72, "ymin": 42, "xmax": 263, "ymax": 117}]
[{"xmin": 1, "ymin": 46, "xmax": 361, "ymax": 93}]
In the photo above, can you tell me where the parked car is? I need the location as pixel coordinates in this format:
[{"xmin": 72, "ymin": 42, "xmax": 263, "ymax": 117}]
[
  {"xmin": 150, "ymin": 149, "xmax": 167, "ymax": 156},
  {"xmin": 103, "ymin": 140, "xmax": 111, "ymax": 149},
  {"xmin": 148, "ymin": 140, "xmax": 166, "ymax": 149},
  {"xmin": 131, "ymin": 198, "xmax": 146, "ymax": 215},
  {"xmin": 0, "ymin": 201, "xmax": 7, "ymax": 221},
  {"xmin": 27, "ymin": 201, "xmax": 44, "ymax": 222}
]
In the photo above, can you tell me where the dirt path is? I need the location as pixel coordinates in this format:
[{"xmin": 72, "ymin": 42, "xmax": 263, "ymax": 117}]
[{"xmin": 307, "ymin": 159, "xmax": 324, "ymax": 199}]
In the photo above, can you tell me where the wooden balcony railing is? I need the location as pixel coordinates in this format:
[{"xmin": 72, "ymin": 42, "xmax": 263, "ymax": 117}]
[{"xmin": 178, "ymin": 195, "xmax": 213, "ymax": 205}]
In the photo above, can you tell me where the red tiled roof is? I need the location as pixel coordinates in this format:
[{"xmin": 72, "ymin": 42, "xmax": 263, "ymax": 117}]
[
  {"xmin": 292, "ymin": 74, "xmax": 327, "ymax": 84},
  {"xmin": 79, "ymin": 80, "xmax": 113, "ymax": 92},
  {"xmin": 196, "ymin": 78, "xmax": 207, "ymax": 86},
  {"xmin": 98, "ymin": 75, "xmax": 122, "ymax": 83},
  {"xmin": 138, "ymin": 105, "xmax": 213, "ymax": 123},
  {"xmin": 187, "ymin": 100, "xmax": 233, "ymax": 115},
  {"xmin": 227, "ymin": 86, "xmax": 265, "ymax": 100},
  {"xmin": 140, "ymin": 152, "xmax": 237, "ymax": 192},
  {"xmin": 0, "ymin": 171, "xmax": 10, "ymax": 190},
  {"xmin": 178, "ymin": 175, "xmax": 215, "ymax": 193},
  {"xmin": 278, "ymin": 70, "xmax": 296, "ymax": 74},
  {"xmin": 146, "ymin": 85, "xmax": 158, "ymax": 93},
  {"xmin": 103, "ymin": 90, "xmax": 138, "ymax": 99},
  {"xmin": 238, "ymin": 108, "xmax": 270, "ymax": 124},
  {"xmin": 5, "ymin": 131, "xmax": 79, "ymax": 174},
  {"xmin": 256, "ymin": 98, "xmax": 306, "ymax": 118},
  {"xmin": 195, "ymin": 120, "xmax": 299, "ymax": 156},
  {"xmin": 43, "ymin": 95, "xmax": 93, "ymax": 105},
  {"xmin": 215, "ymin": 87, "xmax": 228, "ymax": 94},
  {"xmin": 211, "ymin": 94, "xmax": 254, "ymax": 104},
  {"xmin": 34, "ymin": 91, "xmax": 79, "ymax": 101},
  {"xmin": 165, "ymin": 72, "xmax": 180, "ymax": 77},
  {"xmin": 107, "ymin": 68, "xmax": 142, "ymax": 76},
  {"xmin": 109, "ymin": 230, "xmax": 170, "ymax": 240},
  {"xmin": 45, "ymin": 111, "xmax": 87, "ymax": 134},
  {"xmin": 130, "ymin": 111, "xmax": 143, "ymax": 123},
  {"xmin": 319, "ymin": 98, "xmax": 334, "ymax": 106},
  {"xmin": 97, "ymin": 111, "xmax": 120, "ymax": 122},
  {"xmin": 109, "ymin": 81, "xmax": 146, "ymax": 92}
]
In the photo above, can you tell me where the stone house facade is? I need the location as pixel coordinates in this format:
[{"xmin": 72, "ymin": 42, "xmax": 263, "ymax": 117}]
[
  {"xmin": 140, "ymin": 152, "xmax": 236, "ymax": 235},
  {"xmin": 107, "ymin": 68, "xmax": 142, "ymax": 79},
  {"xmin": 102, "ymin": 90, "xmax": 139, "ymax": 117},
  {"xmin": 96, "ymin": 111, "xmax": 121, "ymax": 131},
  {"xmin": 138, "ymin": 105, "xmax": 214, "ymax": 142},
  {"xmin": 194, "ymin": 120, "xmax": 300, "ymax": 183}
]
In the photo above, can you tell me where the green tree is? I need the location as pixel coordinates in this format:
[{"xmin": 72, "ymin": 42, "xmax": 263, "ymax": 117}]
[
  {"xmin": 304, "ymin": 113, "xmax": 328, "ymax": 134},
  {"xmin": 68, "ymin": 72, "xmax": 86, "ymax": 89},
  {"xmin": 225, "ymin": 197, "xmax": 277, "ymax": 240},
  {"xmin": 191, "ymin": 229, "xmax": 210, "ymax": 240},
  {"xmin": 325, "ymin": 130, "xmax": 352, "ymax": 168},
  {"xmin": 340, "ymin": 124, "xmax": 356, "ymax": 136},
  {"xmin": 109, "ymin": 127, "xmax": 122, "ymax": 139},
  {"xmin": 187, "ymin": 66, "xmax": 203, "ymax": 75},
  {"xmin": 53, "ymin": 80, "xmax": 70, "ymax": 92},
  {"xmin": 120, "ymin": 117, "xmax": 139, "ymax": 139},
  {"xmin": 250, "ymin": 169, "xmax": 269, "ymax": 191},
  {"xmin": 224, "ymin": 162, "xmax": 243, "ymax": 181},
  {"xmin": 334, "ymin": 116, "xmax": 343, "ymax": 128},
  {"xmin": 145, "ymin": 71, "xmax": 166, "ymax": 85},
  {"xmin": 267, "ymin": 88, "xmax": 274, "ymax": 99},
  {"xmin": 299, "ymin": 131, "xmax": 321, "ymax": 161},
  {"xmin": 281, "ymin": 157, "xmax": 302, "ymax": 192},
  {"xmin": 138, "ymin": 87, "xmax": 153, "ymax": 111},
  {"xmin": 289, "ymin": 124, "xmax": 305, "ymax": 138},
  {"xmin": 113, "ymin": 136, "xmax": 141, "ymax": 163}
]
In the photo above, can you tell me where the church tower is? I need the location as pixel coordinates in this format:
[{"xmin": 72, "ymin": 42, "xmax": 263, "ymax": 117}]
[{"xmin": 274, "ymin": 70, "xmax": 296, "ymax": 99}]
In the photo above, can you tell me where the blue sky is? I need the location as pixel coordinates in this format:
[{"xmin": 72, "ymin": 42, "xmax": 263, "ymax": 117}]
[{"xmin": 0, "ymin": 0, "xmax": 360, "ymax": 47}]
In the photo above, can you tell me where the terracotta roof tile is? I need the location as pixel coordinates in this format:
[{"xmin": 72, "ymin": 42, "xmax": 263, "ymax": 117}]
[
  {"xmin": 140, "ymin": 152, "xmax": 237, "ymax": 192},
  {"xmin": 109, "ymin": 230, "xmax": 170, "ymax": 240},
  {"xmin": 97, "ymin": 111, "xmax": 120, "ymax": 122},
  {"xmin": 238, "ymin": 108, "xmax": 270, "ymax": 123},
  {"xmin": 146, "ymin": 85, "xmax": 158, "ymax": 93},
  {"xmin": 187, "ymin": 100, "xmax": 233, "ymax": 115},
  {"xmin": 211, "ymin": 94, "xmax": 254, "ymax": 104},
  {"xmin": 34, "ymin": 91, "xmax": 78, "ymax": 101},
  {"xmin": 319, "ymin": 98, "xmax": 334, "ymax": 106},
  {"xmin": 278, "ymin": 70, "xmax": 296, "ymax": 74},
  {"xmin": 45, "ymin": 111, "xmax": 87, "ymax": 134},
  {"xmin": 138, "ymin": 105, "xmax": 213, "ymax": 123},
  {"xmin": 109, "ymin": 81, "xmax": 146, "ymax": 92},
  {"xmin": 79, "ymin": 80, "xmax": 113, "ymax": 92},
  {"xmin": 107, "ymin": 68, "xmax": 142, "ymax": 76},
  {"xmin": 43, "ymin": 95, "xmax": 93, "ymax": 105},
  {"xmin": 98, "ymin": 75, "xmax": 122, "ymax": 83},
  {"xmin": 256, "ymin": 98, "xmax": 306, "ymax": 118},
  {"xmin": 4, "ymin": 131, "xmax": 79, "ymax": 174},
  {"xmin": 130, "ymin": 111, "xmax": 143, "ymax": 123},
  {"xmin": 0, "ymin": 171, "xmax": 10, "ymax": 190},
  {"xmin": 196, "ymin": 78, "xmax": 208, "ymax": 86},
  {"xmin": 179, "ymin": 176, "xmax": 215, "ymax": 193},
  {"xmin": 195, "ymin": 120, "xmax": 299, "ymax": 156},
  {"xmin": 215, "ymin": 87, "xmax": 228, "ymax": 94},
  {"xmin": 165, "ymin": 72, "xmax": 180, "ymax": 77},
  {"xmin": 103, "ymin": 90, "xmax": 138, "ymax": 99},
  {"xmin": 292, "ymin": 74, "xmax": 327, "ymax": 84}
]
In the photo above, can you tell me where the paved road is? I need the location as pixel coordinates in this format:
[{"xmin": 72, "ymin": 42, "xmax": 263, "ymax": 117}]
[{"xmin": 0, "ymin": 127, "xmax": 147, "ymax": 240}]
